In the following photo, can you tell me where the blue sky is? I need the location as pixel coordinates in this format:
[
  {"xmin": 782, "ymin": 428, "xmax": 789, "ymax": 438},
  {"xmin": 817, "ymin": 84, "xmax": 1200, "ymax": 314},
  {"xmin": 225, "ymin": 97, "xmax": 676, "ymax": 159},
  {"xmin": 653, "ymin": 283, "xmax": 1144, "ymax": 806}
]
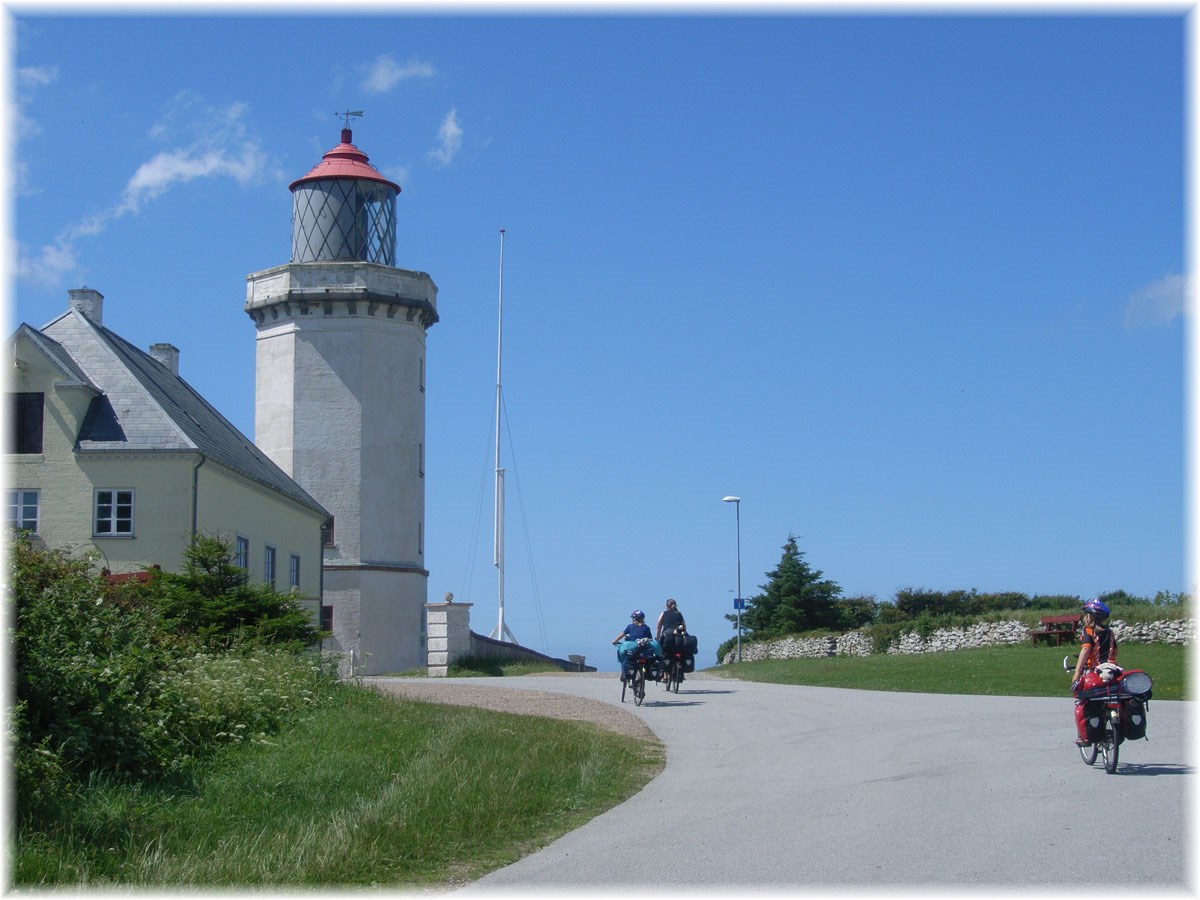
[{"xmin": 9, "ymin": 8, "xmax": 1188, "ymax": 670}]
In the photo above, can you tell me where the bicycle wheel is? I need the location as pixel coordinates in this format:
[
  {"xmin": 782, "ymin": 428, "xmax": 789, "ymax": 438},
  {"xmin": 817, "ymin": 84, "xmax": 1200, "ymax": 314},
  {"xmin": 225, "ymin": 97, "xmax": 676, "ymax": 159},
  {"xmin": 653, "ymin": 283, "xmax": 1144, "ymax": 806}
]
[
  {"xmin": 1104, "ymin": 716, "xmax": 1120, "ymax": 774},
  {"xmin": 633, "ymin": 667, "xmax": 646, "ymax": 706},
  {"xmin": 1079, "ymin": 741, "xmax": 1098, "ymax": 765},
  {"xmin": 620, "ymin": 667, "xmax": 628, "ymax": 703},
  {"xmin": 671, "ymin": 661, "xmax": 681, "ymax": 692}
]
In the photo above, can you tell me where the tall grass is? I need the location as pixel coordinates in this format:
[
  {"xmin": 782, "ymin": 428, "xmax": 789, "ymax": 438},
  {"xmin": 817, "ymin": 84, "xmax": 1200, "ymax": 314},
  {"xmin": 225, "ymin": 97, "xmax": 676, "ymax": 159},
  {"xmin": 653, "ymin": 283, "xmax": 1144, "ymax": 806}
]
[
  {"xmin": 715, "ymin": 642, "xmax": 1187, "ymax": 700},
  {"xmin": 14, "ymin": 684, "xmax": 664, "ymax": 887}
]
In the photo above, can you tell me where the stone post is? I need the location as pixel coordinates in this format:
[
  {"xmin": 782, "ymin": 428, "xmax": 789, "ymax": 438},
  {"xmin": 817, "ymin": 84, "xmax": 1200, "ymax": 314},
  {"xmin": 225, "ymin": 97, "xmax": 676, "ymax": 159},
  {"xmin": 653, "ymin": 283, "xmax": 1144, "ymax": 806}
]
[{"xmin": 426, "ymin": 594, "xmax": 473, "ymax": 677}]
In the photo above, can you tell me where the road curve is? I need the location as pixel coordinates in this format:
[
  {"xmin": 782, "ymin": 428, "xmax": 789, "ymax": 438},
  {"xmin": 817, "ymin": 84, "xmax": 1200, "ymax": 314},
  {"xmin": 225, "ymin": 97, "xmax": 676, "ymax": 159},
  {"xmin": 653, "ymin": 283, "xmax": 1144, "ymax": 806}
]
[{"xmin": 368, "ymin": 673, "xmax": 1191, "ymax": 890}]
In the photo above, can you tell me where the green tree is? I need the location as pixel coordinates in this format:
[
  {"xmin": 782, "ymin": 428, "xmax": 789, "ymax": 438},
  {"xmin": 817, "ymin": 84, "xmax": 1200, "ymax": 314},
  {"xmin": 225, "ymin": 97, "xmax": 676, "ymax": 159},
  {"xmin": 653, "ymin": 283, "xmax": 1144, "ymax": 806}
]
[
  {"xmin": 149, "ymin": 534, "xmax": 321, "ymax": 650},
  {"xmin": 727, "ymin": 535, "xmax": 844, "ymax": 641}
]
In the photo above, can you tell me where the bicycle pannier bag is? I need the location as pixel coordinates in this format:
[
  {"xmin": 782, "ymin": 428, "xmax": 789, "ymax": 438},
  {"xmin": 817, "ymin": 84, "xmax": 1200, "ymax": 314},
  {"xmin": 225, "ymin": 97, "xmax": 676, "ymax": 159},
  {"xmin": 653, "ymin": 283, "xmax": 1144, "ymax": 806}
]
[{"xmin": 1123, "ymin": 697, "xmax": 1148, "ymax": 740}]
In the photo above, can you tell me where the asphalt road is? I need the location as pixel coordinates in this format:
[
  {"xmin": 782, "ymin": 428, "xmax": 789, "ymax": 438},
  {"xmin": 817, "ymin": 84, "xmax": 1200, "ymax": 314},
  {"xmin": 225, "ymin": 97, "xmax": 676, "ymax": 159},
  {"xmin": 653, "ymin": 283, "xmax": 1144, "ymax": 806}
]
[{"xmin": 438, "ymin": 673, "xmax": 1191, "ymax": 892}]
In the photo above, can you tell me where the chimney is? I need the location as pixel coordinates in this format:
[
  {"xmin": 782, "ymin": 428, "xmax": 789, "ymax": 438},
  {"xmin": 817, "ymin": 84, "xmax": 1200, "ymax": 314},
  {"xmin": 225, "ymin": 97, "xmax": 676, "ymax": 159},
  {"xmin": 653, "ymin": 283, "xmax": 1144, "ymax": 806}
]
[
  {"xmin": 149, "ymin": 343, "xmax": 180, "ymax": 376},
  {"xmin": 68, "ymin": 287, "xmax": 104, "ymax": 324}
]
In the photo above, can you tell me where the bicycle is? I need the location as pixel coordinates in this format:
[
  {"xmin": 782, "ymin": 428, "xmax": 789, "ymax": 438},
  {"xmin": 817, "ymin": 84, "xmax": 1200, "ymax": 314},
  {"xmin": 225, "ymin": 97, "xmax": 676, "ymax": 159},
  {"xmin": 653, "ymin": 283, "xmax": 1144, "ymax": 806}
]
[
  {"xmin": 620, "ymin": 640, "xmax": 660, "ymax": 706},
  {"xmin": 663, "ymin": 652, "xmax": 685, "ymax": 692},
  {"xmin": 1067, "ymin": 658, "xmax": 1153, "ymax": 775}
]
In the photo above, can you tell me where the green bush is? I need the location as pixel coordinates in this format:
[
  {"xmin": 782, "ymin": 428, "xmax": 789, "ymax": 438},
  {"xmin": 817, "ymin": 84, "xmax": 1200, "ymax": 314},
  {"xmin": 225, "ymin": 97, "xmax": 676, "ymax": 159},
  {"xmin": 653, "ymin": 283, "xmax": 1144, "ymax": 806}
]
[
  {"xmin": 12, "ymin": 540, "xmax": 179, "ymax": 817},
  {"xmin": 10, "ymin": 537, "xmax": 338, "ymax": 828}
]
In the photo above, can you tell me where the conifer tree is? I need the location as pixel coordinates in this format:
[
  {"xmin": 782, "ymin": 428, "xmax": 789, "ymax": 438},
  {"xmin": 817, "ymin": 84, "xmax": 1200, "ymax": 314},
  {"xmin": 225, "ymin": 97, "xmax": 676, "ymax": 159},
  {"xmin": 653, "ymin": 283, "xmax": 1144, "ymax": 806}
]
[{"xmin": 728, "ymin": 534, "xmax": 844, "ymax": 640}]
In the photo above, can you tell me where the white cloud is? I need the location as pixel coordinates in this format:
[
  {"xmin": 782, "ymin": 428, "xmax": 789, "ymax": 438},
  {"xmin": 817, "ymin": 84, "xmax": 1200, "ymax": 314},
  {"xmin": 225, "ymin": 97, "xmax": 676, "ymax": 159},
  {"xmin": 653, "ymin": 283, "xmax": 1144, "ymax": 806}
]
[
  {"xmin": 18, "ymin": 65, "xmax": 58, "ymax": 91},
  {"xmin": 363, "ymin": 55, "xmax": 434, "ymax": 94},
  {"xmin": 429, "ymin": 109, "xmax": 463, "ymax": 167},
  {"xmin": 15, "ymin": 64, "xmax": 59, "ymax": 193},
  {"xmin": 382, "ymin": 163, "xmax": 412, "ymax": 188},
  {"xmin": 16, "ymin": 237, "xmax": 78, "ymax": 287},
  {"xmin": 1123, "ymin": 273, "xmax": 1187, "ymax": 329},
  {"xmin": 17, "ymin": 93, "xmax": 272, "ymax": 289},
  {"xmin": 120, "ymin": 143, "xmax": 261, "ymax": 214}
]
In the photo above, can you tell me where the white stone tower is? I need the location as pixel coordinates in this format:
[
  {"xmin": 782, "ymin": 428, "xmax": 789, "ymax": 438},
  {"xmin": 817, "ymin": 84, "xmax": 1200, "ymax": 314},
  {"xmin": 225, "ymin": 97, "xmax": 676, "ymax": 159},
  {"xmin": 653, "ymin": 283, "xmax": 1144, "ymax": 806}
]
[{"xmin": 245, "ymin": 123, "xmax": 438, "ymax": 675}]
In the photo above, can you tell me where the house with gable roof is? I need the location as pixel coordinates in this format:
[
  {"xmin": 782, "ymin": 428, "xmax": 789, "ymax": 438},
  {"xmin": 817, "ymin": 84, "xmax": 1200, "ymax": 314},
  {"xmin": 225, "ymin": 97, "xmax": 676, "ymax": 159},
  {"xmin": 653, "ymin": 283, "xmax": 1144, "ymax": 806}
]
[{"xmin": 6, "ymin": 288, "xmax": 329, "ymax": 614}]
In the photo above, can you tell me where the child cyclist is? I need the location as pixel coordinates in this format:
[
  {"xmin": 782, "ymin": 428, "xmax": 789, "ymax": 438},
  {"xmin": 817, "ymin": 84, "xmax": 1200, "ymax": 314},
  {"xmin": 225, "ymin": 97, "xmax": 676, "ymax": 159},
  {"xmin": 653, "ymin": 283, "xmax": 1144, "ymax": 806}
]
[
  {"xmin": 612, "ymin": 609, "xmax": 662, "ymax": 682},
  {"xmin": 1071, "ymin": 597, "xmax": 1118, "ymax": 746}
]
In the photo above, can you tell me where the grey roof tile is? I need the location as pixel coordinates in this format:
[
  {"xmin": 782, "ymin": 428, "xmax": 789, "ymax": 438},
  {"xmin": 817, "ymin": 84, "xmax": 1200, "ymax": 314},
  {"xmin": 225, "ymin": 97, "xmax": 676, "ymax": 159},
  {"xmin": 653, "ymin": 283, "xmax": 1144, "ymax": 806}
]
[{"xmin": 32, "ymin": 308, "xmax": 327, "ymax": 518}]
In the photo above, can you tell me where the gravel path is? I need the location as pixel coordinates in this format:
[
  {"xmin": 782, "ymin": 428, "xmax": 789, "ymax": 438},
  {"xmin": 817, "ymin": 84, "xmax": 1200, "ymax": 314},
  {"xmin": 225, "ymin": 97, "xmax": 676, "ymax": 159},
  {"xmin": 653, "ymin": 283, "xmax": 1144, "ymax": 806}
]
[{"xmin": 369, "ymin": 672, "xmax": 658, "ymax": 743}]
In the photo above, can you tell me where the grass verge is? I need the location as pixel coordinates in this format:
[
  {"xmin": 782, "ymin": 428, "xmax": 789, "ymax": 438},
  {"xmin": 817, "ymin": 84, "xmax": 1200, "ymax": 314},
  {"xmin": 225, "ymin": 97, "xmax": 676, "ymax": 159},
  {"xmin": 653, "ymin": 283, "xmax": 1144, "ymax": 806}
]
[
  {"xmin": 447, "ymin": 655, "xmax": 566, "ymax": 677},
  {"xmin": 14, "ymin": 683, "xmax": 664, "ymax": 888},
  {"xmin": 711, "ymin": 642, "xmax": 1187, "ymax": 700}
]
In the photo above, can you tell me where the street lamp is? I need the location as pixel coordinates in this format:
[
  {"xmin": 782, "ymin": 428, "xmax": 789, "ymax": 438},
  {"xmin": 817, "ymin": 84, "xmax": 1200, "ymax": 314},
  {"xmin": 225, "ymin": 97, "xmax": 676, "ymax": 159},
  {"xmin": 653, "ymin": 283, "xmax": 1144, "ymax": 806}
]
[{"xmin": 722, "ymin": 496, "xmax": 742, "ymax": 663}]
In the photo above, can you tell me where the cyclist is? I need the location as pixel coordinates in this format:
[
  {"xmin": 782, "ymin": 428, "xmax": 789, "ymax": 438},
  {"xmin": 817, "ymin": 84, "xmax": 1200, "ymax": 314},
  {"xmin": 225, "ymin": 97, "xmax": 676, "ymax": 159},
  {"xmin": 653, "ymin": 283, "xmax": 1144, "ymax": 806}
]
[
  {"xmin": 613, "ymin": 609, "xmax": 653, "ymax": 681},
  {"xmin": 655, "ymin": 598, "xmax": 686, "ymax": 640},
  {"xmin": 1071, "ymin": 597, "xmax": 1119, "ymax": 746}
]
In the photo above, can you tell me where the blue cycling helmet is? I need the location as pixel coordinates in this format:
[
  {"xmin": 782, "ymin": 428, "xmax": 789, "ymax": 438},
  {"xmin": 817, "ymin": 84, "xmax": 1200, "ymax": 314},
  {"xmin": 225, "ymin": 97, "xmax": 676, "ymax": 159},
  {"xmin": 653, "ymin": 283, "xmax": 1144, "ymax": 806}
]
[
  {"xmin": 1082, "ymin": 598, "xmax": 1111, "ymax": 619},
  {"xmin": 630, "ymin": 609, "xmax": 645, "ymax": 621}
]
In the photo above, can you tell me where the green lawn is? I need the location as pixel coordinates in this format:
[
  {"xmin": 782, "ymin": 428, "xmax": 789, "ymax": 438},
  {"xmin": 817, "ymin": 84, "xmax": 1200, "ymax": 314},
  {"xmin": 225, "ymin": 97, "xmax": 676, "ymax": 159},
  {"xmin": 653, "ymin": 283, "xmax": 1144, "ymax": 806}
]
[
  {"xmin": 14, "ymin": 684, "xmax": 664, "ymax": 888},
  {"xmin": 711, "ymin": 642, "xmax": 1187, "ymax": 700}
]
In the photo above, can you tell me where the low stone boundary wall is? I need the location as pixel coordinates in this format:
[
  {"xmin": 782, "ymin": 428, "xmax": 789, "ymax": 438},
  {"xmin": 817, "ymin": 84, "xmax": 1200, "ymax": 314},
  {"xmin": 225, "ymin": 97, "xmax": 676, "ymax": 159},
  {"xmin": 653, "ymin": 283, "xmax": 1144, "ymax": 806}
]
[
  {"xmin": 425, "ymin": 598, "xmax": 594, "ymax": 676},
  {"xmin": 465, "ymin": 630, "xmax": 593, "ymax": 673},
  {"xmin": 722, "ymin": 618, "xmax": 1193, "ymax": 665}
]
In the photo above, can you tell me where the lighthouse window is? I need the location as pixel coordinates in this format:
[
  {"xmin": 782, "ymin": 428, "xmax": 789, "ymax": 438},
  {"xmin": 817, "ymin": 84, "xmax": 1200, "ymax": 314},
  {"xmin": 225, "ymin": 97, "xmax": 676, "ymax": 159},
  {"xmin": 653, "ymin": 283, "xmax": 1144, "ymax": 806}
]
[{"xmin": 291, "ymin": 180, "xmax": 396, "ymax": 267}]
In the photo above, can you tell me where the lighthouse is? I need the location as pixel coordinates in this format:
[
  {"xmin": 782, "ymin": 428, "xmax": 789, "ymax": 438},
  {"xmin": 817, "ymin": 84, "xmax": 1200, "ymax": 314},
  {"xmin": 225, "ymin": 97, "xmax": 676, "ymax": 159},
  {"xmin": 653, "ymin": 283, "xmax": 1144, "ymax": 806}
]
[{"xmin": 245, "ymin": 121, "xmax": 438, "ymax": 675}]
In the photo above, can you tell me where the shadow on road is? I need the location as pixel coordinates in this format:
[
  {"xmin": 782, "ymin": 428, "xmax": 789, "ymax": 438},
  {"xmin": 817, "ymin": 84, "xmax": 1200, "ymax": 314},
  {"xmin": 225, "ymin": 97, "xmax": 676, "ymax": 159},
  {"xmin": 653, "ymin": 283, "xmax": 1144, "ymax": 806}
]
[
  {"xmin": 1105, "ymin": 762, "xmax": 1192, "ymax": 777},
  {"xmin": 640, "ymin": 700, "xmax": 706, "ymax": 708}
]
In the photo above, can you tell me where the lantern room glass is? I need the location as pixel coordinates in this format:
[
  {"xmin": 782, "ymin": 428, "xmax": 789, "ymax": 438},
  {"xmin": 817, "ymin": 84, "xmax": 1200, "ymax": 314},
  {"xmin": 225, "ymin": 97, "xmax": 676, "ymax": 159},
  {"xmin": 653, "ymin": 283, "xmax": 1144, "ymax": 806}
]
[{"xmin": 291, "ymin": 178, "xmax": 397, "ymax": 266}]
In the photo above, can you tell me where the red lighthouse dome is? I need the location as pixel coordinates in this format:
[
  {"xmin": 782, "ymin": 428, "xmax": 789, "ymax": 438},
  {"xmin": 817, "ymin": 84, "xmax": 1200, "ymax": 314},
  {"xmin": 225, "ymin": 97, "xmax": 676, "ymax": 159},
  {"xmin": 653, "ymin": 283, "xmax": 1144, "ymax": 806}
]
[
  {"xmin": 289, "ymin": 127, "xmax": 399, "ymax": 267},
  {"xmin": 289, "ymin": 127, "xmax": 400, "ymax": 193}
]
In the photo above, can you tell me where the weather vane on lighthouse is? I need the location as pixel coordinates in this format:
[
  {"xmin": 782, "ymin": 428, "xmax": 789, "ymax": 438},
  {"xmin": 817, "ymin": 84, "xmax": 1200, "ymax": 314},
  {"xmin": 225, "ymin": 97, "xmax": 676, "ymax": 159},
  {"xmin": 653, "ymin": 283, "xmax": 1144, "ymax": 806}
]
[{"xmin": 337, "ymin": 110, "xmax": 364, "ymax": 129}]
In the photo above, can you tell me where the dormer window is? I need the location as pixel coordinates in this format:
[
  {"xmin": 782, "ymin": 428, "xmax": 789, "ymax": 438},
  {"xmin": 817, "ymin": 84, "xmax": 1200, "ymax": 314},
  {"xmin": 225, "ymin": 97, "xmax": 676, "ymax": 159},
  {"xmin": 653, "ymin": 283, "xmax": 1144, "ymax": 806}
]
[{"xmin": 8, "ymin": 393, "xmax": 44, "ymax": 454}]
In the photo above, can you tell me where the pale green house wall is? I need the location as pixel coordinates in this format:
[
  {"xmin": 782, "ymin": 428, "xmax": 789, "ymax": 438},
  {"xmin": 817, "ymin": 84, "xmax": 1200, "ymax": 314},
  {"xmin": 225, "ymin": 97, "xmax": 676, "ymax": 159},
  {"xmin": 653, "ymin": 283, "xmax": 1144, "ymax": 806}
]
[{"xmin": 7, "ymin": 305, "xmax": 326, "ymax": 607}]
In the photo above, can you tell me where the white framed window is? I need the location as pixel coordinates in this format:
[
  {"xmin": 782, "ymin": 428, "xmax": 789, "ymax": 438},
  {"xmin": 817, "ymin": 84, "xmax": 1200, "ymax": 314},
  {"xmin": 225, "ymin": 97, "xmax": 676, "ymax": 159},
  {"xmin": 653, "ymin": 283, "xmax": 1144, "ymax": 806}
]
[
  {"xmin": 7, "ymin": 489, "xmax": 39, "ymax": 533},
  {"xmin": 289, "ymin": 553, "xmax": 301, "ymax": 589},
  {"xmin": 235, "ymin": 534, "xmax": 250, "ymax": 571},
  {"xmin": 264, "ymin": 544, "xmax": 277, "ymax": 588},
  {"xmin": 94, "ymin": 489, "xmax": 133, "ymax": 536}
]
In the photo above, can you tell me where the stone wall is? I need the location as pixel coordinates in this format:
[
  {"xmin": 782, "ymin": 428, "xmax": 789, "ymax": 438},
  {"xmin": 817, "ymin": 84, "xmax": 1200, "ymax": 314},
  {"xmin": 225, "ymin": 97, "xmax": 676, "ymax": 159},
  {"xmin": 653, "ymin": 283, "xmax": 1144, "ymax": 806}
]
[
  {"xmin": 425, "ymin": 599, "xmax": 594, "ymax": 676},
  {"xmin": 464, "ymin": 631, "xmax": 594, "ymax": 673},
  {"xmin": 721, "ymin": 618, "xmax": 1193, "ymax": 665}
]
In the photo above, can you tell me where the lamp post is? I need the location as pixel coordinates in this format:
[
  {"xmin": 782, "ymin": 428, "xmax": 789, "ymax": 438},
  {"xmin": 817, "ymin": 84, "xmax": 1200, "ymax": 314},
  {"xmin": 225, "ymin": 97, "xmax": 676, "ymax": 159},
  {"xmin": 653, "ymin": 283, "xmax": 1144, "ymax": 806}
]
[{"xmin": 722, "ymin": 495, "xmax": 742, "ymax": 663}]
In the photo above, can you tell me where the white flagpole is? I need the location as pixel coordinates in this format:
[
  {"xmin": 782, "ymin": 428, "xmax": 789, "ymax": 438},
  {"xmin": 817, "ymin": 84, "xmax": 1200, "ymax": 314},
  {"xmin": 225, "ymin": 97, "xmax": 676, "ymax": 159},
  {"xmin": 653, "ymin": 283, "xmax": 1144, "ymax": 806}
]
[{"xmin": 491, "ymin": 229, "xmax": 516, "ymax": 643}]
